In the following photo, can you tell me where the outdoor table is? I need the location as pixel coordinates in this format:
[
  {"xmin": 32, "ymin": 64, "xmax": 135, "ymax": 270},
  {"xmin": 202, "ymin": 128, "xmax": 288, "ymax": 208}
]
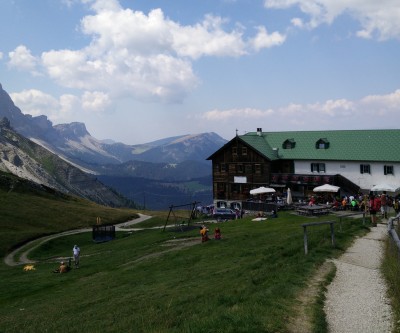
[{"xmin": 296, "ymin": 204, "xmax": 331, "ymax": 216}]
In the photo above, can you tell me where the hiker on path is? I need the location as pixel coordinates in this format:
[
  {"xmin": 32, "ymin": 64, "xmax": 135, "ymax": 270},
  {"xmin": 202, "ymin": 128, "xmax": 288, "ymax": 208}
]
[
  {"xmin": 73, "ymin": 245, "xmax": 80, "ymax": 268},
  {"xmin": 369, "ymin": 194, "xmax": 381, "ymax": 227}
]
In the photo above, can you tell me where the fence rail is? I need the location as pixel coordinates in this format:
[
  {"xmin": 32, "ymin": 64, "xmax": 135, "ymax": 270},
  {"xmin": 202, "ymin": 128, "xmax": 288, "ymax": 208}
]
[
  {"xmin": 387, "ymin": 213, "xmax": 400, "ymax": 255},
  {"xmin": 301, "ymin": 221, "xmax": 336, "ymax": 255}
]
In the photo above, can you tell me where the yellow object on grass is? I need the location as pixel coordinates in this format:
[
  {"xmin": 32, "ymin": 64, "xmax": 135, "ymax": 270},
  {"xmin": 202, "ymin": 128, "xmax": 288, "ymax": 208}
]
[{"xmin": 23, "ymin": 265, "xmax": 35, "ymax": 271}]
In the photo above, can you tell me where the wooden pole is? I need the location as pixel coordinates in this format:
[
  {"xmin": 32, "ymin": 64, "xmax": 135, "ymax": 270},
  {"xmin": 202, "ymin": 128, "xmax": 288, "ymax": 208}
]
[{"xmin": 303, "ymin": 225, "xmax": 308, "ymax": 255}]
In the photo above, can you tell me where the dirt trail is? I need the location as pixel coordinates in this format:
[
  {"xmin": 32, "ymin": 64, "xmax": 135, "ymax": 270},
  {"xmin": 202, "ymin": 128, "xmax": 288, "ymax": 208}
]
[{"xmin": 4, "ymin": 213, "xmax": 152, "ymax": 266}]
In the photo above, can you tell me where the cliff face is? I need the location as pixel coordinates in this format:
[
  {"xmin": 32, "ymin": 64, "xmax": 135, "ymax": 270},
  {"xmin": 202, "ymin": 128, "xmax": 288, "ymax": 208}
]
[{"xmin": 0, "ymin": 118, "xmax": 134, "ymax": 207}]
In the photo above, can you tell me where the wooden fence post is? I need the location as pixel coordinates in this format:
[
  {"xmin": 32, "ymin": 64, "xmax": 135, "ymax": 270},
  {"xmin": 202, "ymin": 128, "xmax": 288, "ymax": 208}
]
[{"xmin": 303, "ymin": 225, "xmax": 308, "ymax": 255}]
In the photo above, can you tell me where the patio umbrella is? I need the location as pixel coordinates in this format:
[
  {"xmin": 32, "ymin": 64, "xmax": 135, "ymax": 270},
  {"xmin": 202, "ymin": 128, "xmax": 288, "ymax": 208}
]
[
  {"xmin": 313, "ymin": 184, "xmax": 340, "ymax": 193},
  {"xmin": 250, "ymin": 186, "xmax": 276, "ymax": 195},
  {"xmin": 286, "ymin": 188, "xmax": 293, "ymax": 205},
  {"xmin": 370, "ymin": 183, "xmax": 400, "ymax": 192}
]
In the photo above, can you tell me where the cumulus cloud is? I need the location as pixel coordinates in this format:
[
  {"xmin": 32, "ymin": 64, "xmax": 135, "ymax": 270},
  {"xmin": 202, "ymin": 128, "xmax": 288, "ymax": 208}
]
[
  {"xmin": 264, "ymin": 0, "xmax": 400, "ymax": 40},
  {"xmin": 200, "ymin": 89, "xmax": 400, "ymax": 131},
  {"xmin": 10, "ymin": 89, "xmax": 110, "ymax": 123},
  {"xmin": 250, "ymin": 26, "xmax": 286, "ymax": 51},
  {"xmin": 81, "ymin": 91, "xmax": 111, "ymax": 111},
  {"xmin": 10, "ymin": 0, "xmax": 285, "ymax": 106},
  {"xmin": 10, "ymin": 90, "xmax": 60, "ymax": 117},
  {"xmin": 8, "ymin": 45, "xmax": 39, "ymax": 73}
]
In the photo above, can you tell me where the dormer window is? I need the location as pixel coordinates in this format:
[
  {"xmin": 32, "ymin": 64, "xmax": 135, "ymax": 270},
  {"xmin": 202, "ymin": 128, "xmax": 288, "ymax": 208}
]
[
  {"xmin": 282, "ymin": 139, "xmax": 296, "ymax": 149},
  {"xmin": 316, "ymin": 138, "xmax": 330, "ymax": 149}
]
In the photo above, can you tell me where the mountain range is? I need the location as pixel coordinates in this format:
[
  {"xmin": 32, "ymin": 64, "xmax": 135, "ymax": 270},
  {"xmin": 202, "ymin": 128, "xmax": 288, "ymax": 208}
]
[{"xmin": 0, "ymin": 83, "xmax": 227, "ymax": 209}]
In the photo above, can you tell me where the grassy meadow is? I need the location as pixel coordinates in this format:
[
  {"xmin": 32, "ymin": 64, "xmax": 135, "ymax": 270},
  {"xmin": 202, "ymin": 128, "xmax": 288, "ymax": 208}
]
[
  {"xmin": 382, "ymin": 221, "xmax": 400, "ymax": 333},
  {"xmin": 0, "ymin": 182, "xmax": 372, "ymax": 333}
]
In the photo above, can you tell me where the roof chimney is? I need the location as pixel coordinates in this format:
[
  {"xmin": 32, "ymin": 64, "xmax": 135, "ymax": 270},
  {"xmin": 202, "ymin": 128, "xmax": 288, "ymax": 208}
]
[{"xmin": 257, "ymin": 128, "xmax": 262, "ymax": 136}]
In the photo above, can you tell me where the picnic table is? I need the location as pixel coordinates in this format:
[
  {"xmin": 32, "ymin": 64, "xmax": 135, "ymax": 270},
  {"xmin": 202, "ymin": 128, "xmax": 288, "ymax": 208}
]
[{"xmin": 296, "ymin": 204, "xmax": 331, "ymax": 216}]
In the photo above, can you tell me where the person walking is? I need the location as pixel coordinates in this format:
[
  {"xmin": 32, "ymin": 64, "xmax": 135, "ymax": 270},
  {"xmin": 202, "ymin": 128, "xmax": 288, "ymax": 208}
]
[{"xmin": 72, "ymin": 245, "xmax": 80, "ymax": 268}]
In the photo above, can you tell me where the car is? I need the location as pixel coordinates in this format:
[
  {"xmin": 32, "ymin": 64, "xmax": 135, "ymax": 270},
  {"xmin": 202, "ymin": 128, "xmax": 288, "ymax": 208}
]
[{"xmin": 212, "ymin": 208, "xmax": 237, "ymax": 221}]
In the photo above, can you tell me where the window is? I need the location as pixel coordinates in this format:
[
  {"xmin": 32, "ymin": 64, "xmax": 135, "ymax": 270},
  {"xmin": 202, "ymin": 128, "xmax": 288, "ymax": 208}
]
[
  {"xmin": 232, "ymin": 147, "xmax": 237, "ymax": 156},
  {"xmin": 242, "ymin": 147, "xmax": 248, "ymax": 156},
  {"xmin": 282, "ymin": 139, "xmax": 296, "ymax": 149},
  {"xmin": 384, "ymin": 165, "xmax": 394, "ymax": 175},
  {"xmin": 237, "ymin": 164, "xmax": 243, "ymax": 173},
  {"xmin": 315, "ymin": 138, "xmax": 330, "ymax": 149},
  {"xmin": 245, "ymin": 164, "xmax": 252, "ymax": 173},
  {"xmin": 360, "ymin": 164, "xmax": 370, "ymax": 174},
  {"xmin": 255, "ymin": 164, "xmax": 262, "ymax": 174},
  {"xmin": 229, "ymin": 164, "xmax": 236, "ymax": 172},
  {"xmin": 220, "ymin": 164, "xmax": 227, "ymax": 172},
  {"xmin": 311, "ymin": 163, "xmax": 326, "ymax": 173}
]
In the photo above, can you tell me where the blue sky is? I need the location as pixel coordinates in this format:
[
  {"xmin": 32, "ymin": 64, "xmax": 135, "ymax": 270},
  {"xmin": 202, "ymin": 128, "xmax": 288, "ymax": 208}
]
[{"xmin": 0, "ymin": 0, "xmax": 399, "ymax": 144}]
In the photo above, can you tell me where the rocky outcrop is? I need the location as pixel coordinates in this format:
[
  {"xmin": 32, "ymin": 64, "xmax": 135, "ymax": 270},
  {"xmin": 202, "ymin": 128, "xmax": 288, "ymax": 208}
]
[{"xmin": 0, "ymin": 118, "xmax": 135, "ymax": 207}]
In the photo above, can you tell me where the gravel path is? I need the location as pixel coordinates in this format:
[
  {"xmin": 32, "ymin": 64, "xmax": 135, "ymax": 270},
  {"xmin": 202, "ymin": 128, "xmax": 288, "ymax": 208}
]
[
  {"xmin": 324, "ymin": 223, "xmax": 393, "ymax": 333},
  {"xmin": 4, "ymin": 213, "xmax": 152, "ymax": 266}
]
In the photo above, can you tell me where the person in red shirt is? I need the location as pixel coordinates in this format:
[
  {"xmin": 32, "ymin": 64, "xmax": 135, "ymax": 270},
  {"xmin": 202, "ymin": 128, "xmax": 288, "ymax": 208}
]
[
  {"xmin": 369, "ymin": 194, "xmax": 381, "ymax": 227},
  {"xmin": 214, "ymin": 227, "xmax": 221, "ymax": 240}
]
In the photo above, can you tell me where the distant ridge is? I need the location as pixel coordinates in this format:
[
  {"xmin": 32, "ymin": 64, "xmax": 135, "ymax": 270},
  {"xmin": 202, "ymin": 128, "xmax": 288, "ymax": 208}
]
[{"xmin": 0, "ymin": 83, "xmax": 226, "ymax": 209}]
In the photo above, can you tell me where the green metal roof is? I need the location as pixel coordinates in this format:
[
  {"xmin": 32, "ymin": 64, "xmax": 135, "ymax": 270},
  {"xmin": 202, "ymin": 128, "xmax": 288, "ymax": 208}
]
[{"xmin": 240, "ymin": 129, "xmax": 400, "ymax": 162}]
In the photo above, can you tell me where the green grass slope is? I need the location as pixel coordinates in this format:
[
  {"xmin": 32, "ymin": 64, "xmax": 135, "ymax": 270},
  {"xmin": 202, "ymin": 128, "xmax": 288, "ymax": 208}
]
[
  {"xmin": 0, "ymin": 171, "xmax": 139, "ymax": 258},
  {"xmin": 0, "ymin": 196, "xmax": 370, "ymax": 332}
]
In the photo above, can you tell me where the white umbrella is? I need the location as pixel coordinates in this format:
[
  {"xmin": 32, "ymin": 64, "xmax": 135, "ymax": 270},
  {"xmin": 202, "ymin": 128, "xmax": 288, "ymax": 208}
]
[
  {"xmin": 313, "ymin": 184, "xmax": 340, "ymax": 193},
  {"xmin": 286, "ymin": 188, "xmax": 293, "ymax": 205},
  {"xmin": 371, "ymin": 183, "xmax": 399, "ymax": 192},
  {"xmin": 250, "ymin": 186, "xmax": 276, "ymax": 195}
]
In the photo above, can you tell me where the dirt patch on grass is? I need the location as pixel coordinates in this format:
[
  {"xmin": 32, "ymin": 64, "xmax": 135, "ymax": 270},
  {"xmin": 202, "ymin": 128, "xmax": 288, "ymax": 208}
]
[
  {"xmin": 286, "ymin": 260, "xmax": 335, "ymax": 333},
  {"xmin": 121, "ymin": 237, "xmax": 201, "ymax": 267}
]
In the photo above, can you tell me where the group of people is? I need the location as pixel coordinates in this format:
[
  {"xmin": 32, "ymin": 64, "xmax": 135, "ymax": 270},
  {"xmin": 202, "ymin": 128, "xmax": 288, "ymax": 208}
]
[
  {"xmin": 200, "ymin": 225, "xmax": 221, "ymax": 242},
  {"xmin": 54, "ymin": 244, "xmax": 80, "ymax": 274},
  {"xmin": 367, "ymin": 192, "xmax": 399, "ymax": 226},
  {"xmin": 308, "ymin": 191, "xmax": 399, "ymax": 227}
]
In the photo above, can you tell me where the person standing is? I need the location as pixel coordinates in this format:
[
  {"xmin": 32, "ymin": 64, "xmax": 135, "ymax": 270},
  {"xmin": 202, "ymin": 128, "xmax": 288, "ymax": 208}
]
[
  {"xmin": 200, "ymin": 225, "xmax": 209, "ymax": 243},
  {"xmin": 369, "ymin": 194, "xmax": 381, "ymax": 227},
  {"xmin": 214, "ymin": 227, "xmax": 221, "ymax": 240},
  {"xmin": 72, "ymin": 245, "xmax": 80, "ymax": 268}
]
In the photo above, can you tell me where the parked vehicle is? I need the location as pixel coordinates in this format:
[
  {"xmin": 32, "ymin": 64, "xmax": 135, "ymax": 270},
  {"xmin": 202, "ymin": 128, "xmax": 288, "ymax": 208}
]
[{"xmin": 212, "ymin": 208, "xmax": 236, "ymax": 221}]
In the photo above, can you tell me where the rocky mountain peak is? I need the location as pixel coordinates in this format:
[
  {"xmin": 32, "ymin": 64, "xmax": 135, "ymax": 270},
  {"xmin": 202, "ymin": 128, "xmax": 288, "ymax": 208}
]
[{"xmin": 54, "ymin": 122, "xmax": 90, "ymax": 140}]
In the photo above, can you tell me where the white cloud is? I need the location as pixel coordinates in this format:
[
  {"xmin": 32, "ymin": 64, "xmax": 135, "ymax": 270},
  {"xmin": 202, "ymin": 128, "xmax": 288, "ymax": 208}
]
[
  {"xmin": 33, "ymin": 1, "xmax": 285, "ymax": 105},
  {"xmin": 10, "ymin": 89, "xmax": 59, "ymax": 117},
  {"xmin": 170, "ymin": 14, "xmax": 248, "ymax": 58},
  {"xmin": 264, "ymin": 0, "xmax": 400, "ymax": 40},
  {"xmin": 291, "ymin": 18, "xmax": 304, "ymax": 28},
  {"xmin": 360, "ymin": 89, "xmax": 400, "ymax": 113},
  {"xmin": 202, "ymin": 107, "xmax": 274, "ymax": 121},
  {"xmin": 8, "ymin": 45, "xmax": 39, "ymax": 73},
  {"xmin": 0, "ymin": 52, "xmax": 3, "ymax": 60},
  {"xmin": 250, "ymin": 26, "xmax": 286, "ymax": 51},
  {"xmin": 81, "ymin": 91, "xmax": 110, "ymax": 111},
  {"xmin": 10, "ymin": 89, "xmax": 113, "ymax": 123},
  {"xmin": 201, "ymin": 89, "xmax": 400, "ymax": 132}
]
